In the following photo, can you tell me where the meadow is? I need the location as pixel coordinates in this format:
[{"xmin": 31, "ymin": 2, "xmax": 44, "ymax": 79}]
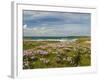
[{"xmin": 23, "ymin": 37, "xmax": 91, "ymax": 69}]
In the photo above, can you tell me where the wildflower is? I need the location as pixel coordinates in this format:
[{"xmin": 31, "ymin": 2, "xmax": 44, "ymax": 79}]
[
  {"xmin": 44, "ymin": 59, "xmax": 50, "ymax": 64},
  {"xmin": 40, "ymin": 58, "xmax": 45, "ymax": 61},
  {"xmin": 30, "ymin": 56, "xmax": 38, "ymax": 61},
  {"xmin": 40, "ymin": 58, "xmax": 50, "ymax": 64},
  {"xmin": 23, "ymin": 61, "xmax": 29, "ymax": 69},
  {"xmin": 63, "ymin": 58, "xmax": 67, "ymax": 61},
  {"xmin": 67, "ymin": 57, "xmax": 72, "ymax": 62},
  {"xmin": 37, "ymin": 50, "xmax": 48, "ymax": 55},
  {"xmin": 23, "ymin": 50, "xmax": 33, "ymax": 56}
]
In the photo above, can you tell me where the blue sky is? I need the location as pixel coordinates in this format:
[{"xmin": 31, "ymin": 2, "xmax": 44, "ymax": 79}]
[{"xmin": 23, "ymin": 10, "xmax": 91, "ymax": 37}]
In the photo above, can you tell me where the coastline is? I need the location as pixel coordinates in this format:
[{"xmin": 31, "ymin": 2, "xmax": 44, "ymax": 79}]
[{"xmin": 23, "ymin": 39, "xmax": 77, "ymax": 42}]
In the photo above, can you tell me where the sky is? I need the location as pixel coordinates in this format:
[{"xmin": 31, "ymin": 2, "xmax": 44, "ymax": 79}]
[{"xmin": 23, "ymin": 10, "xmax": 91, "ymax": 37}]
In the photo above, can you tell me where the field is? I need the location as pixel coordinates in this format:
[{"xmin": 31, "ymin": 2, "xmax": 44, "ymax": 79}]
[{"xmin": 23, "ymin": 37, "xmax": 91, "ymax": 69}]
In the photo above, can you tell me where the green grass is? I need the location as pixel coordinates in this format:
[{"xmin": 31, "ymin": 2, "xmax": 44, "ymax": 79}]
[
  {"xmin": 23, "ymin": 41, "xmax": 46, "ymax": 50},
  {"xmin": 23, "ymin": 37, "xmax": 91, "ymax": 69}
]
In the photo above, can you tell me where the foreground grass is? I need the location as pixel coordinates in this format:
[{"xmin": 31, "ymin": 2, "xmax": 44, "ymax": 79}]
[{"xmin": 23, "ymin": 37, "xmax": 91, "ymax": 69}]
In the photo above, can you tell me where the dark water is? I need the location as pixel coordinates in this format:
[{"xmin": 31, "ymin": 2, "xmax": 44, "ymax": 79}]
[{"xmin": 23, "ymin": 36, "xmax": 89, "ymax": 40}]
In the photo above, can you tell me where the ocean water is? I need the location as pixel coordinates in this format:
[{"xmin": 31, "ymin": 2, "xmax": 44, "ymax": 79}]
[{"xmin": 23, "ymin": 36, "xmax": 86, "ymax": 41}]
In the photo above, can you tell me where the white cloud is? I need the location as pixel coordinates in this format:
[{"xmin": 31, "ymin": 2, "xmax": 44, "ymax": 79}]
[
  {"xmin": 23, "ymin": 11, "xmax": 54, "ymax": 21},
  {"xmin": 23, "ymin": 24, "xmax": 90, "ymax": 37},
  {"xmin": 23, "ymin": 24, "xmax": 27, "ymax": 29},
  {"xmin": 23, "ymin": 10, "xmax": 90, "ymax": 24},
  {"xmin": 23, "ymin": 11, "xmax": 90, "ymax": 37},
  {"xmin": 32, "ymin": 27, "xmax": 38, "ymax": 31}
]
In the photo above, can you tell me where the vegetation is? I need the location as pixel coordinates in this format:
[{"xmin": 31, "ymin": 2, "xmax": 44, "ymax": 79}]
[{"xmin": 23, "ymin": 37, "xmax": 91, "ymax": 69}]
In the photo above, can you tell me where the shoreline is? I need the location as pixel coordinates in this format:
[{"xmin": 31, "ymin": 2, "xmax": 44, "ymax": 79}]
[{"xmin": 23, "ymin": 39, "xmax": 77, "ymax": 42}]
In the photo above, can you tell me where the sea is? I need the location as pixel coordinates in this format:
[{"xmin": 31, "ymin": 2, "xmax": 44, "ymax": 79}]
[{"xmin": 23, "ymin": 36, "xmax": 88, "ymax": 41}]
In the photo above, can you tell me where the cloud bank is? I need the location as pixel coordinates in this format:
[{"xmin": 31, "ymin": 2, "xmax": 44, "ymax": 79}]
[{"xmin": 23, "ymin": 10, "xmax": 91, "ymax": 37}]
